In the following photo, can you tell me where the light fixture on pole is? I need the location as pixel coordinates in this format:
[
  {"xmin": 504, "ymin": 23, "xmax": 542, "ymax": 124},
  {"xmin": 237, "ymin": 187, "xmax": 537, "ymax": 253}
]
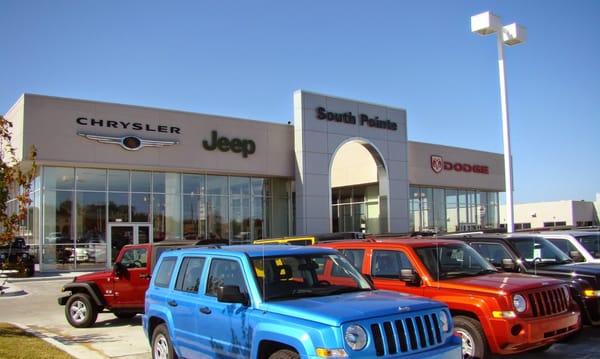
[{"xmin": 471, "ymin": 11, "xmax": 526, "ymax": 233}]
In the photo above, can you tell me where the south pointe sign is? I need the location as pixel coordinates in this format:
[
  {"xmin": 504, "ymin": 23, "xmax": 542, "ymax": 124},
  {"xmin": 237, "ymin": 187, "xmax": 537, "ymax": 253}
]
[{"xmin": 316, "ymin": 107, "xmax": 398, "ymax": 131}]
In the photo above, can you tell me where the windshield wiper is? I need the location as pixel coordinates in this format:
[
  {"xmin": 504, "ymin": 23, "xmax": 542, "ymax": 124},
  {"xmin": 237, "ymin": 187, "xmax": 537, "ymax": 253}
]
[
  {"xmin": 474, "ymin": 269, "xmax": 498, "ymax": 276},
  {"xmin": 326, "ymin": 287, "xmax": 371, "ymax": 295}
]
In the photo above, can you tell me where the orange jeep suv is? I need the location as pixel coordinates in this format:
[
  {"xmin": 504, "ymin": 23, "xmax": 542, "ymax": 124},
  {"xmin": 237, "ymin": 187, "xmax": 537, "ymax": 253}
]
[{"xmin": 318, "ymin": 238, "xmax": 581, "ymax": 358}]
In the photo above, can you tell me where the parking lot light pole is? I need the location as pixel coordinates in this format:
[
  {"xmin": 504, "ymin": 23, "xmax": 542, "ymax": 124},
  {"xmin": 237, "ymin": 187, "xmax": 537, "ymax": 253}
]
[{"xmin": 471, "ymin": 11, "xmax": 526, "ymax": 233}]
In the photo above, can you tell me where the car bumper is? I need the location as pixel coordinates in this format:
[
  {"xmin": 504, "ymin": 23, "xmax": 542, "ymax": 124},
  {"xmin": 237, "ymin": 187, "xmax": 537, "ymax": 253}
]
[
  {"xmin": 304, "ymin": 336, "xmax": 462, "ymax": 359},
  {"xmin": 489, "ymin": 310, "xmax": 581, "ymax": 355},
  {"xmin": 57, "ymin": 295, "xmax": 69, "ymax": 306}
]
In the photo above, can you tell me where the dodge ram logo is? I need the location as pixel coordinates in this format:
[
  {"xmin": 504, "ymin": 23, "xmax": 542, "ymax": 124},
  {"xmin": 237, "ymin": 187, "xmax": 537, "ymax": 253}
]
[{"xmin": 431, "ymin": 155, "xmax": 443, "ymax": 173}]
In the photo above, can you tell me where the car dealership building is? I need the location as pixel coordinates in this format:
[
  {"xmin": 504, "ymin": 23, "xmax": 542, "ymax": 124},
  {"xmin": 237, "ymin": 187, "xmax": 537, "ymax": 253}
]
[{"xmin": 5, "ymin": 91, "xmax": 504, "ymax": 271}]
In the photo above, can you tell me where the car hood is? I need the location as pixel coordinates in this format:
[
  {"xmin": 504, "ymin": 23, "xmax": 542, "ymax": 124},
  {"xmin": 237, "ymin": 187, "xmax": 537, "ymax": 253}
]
[
  {"xmin": 536, "ymin": 263, "xmax": 600, "ymax": 285},
  {"xmin": 439, "ymin": 272, "xmax": 564, "ymax": 294},
  {"xmin": 73, "ymin": 270, "xmax": 112, "ymax": 283},
  {"xmin": 260, "ymin": 290, "xmax": 444, "ymax": 327}
]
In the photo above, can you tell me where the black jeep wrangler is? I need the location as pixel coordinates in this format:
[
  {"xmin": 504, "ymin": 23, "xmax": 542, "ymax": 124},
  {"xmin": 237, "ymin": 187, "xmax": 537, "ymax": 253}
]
[{"xmin": 0, "ymin": 237, "xmax": 35, "ymax": 277}]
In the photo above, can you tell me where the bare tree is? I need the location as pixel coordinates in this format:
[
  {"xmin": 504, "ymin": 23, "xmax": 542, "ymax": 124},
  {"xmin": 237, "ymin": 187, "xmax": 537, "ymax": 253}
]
[{"xmin": 0, "ymin": 115, "xmax": 37, "ymax": 244}]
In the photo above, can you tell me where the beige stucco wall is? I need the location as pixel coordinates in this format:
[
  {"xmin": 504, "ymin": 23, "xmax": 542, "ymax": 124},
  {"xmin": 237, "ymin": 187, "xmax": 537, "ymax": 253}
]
[
  {"xmin": 16, "ymin": 94, "xmax": 294, "ymax": 177},
  {"xmin": 408, "ymin": 141, "xmax": 505, "ymax": 191},
  {"xmin": 500, "ymin": 200, "xmax": 598, "ymax": 227},
  {"xmin": 331, "ymin": 141, "xmax": 378, "ymax": 187},
  {"xmin": 3, "ymin": 95, "xmax": 25, "ymax": 163}
]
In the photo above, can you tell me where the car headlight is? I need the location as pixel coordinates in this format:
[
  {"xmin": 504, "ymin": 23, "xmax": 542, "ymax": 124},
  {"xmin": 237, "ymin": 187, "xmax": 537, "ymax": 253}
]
[
  {"xmin": 584, "ymin": 290, "xmax": 600, "ymax": 298},
  {"xmin": 344, "ymin": 324, "xmax": 367, "ymax": 351},
  {"xmin": 439, "ymin": 310, "xmax": 450, "ymax": 333},
  {"xmin": 513, "ymin": 294, "xmax": 527, "ymax": 313}
]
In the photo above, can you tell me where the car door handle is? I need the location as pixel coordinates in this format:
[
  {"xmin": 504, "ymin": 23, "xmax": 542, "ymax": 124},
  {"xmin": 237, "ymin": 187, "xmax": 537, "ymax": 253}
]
[
  {"xmin": 167, "ymin": 300, "xmax": 178, "ymax": 307},
  {"xmin": 199, "ymin": 306, "xmax": 211, "ymax": 315},
  {"xmin": 139, "ymin": 274, "xmax": 151, "ymax": 279}
]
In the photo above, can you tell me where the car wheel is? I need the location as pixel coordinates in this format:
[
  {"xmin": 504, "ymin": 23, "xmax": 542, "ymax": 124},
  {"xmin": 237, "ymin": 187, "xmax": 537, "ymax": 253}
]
[
  {"xmin": 113, "ymin": 312, "xmax": 137, "ymax": 319},
  {"xmin": 454, "ymin": 316, "xmax": 488, "ymax": 359},
  {"xmin": 152, "ymin": 324, "xmax": 177, "ymax": 359},
  {"xmin": 65, "ymin": 293, "xmax": 98, "ymax": 328},
  {"xmin": 268, "ymin": 349, "xmax": 300, "ymax": 359}
]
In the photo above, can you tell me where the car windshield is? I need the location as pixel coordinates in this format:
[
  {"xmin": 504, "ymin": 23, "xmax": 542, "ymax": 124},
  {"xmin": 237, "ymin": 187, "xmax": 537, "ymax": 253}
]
[
  {"xmin": 251, "ymin": 253, "xmax": 373, "ymax": 301},
  {"xmin": 576, "ymin": 234, "xmax": 600, "ymax": 259},
  {"xmin": 512, "ymin": 237, "xmax": 573, "ymax": 266},
  {"xmin": 414, "ymin": 243, "xmax": 498, "ymax": 280}
]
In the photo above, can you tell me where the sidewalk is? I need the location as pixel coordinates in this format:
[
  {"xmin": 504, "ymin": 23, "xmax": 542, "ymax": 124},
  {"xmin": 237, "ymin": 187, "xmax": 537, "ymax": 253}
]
[{"xmin": 4, "ymin": 270, "xmax": 93, "ymax": 283}]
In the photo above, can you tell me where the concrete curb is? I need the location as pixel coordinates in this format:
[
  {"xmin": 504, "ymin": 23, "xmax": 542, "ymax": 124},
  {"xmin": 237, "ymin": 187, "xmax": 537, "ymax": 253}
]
[
  {"xmin": 7, "ymin": 272, "xmax": 93, "ymax": 283},
  {"xmin": 9, "ymin": 322, "xmax": 106, "ymax": 359}
]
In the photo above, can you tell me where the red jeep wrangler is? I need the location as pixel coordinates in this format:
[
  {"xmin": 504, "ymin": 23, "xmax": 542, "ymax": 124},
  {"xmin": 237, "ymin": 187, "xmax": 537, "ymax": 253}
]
[
  {"xmin": 58, "ymin": 240, "xmax": 203, "ymax": 328},
  {"xmin": 319, "ymin": 238, "xmax": 581, "ymax": 359}
]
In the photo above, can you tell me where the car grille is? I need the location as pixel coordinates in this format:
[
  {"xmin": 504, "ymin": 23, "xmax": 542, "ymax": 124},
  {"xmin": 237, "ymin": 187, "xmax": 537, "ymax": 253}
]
[
  {"xmin": 369, "ymin": 312, "xmax": 444, "ymax": 356},
  {"xmin": 526, "ymin": 286, "xmax": 569, "ymax": 317}
]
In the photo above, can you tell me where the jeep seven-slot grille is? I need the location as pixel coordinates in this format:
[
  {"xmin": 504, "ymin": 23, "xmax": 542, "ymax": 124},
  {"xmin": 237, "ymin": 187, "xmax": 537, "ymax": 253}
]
[
  {"xmin": 370, "ymin": 313, "xmax": 443, "ymax": 356},
  {"xmin": 527, "ymin": 286, "xmax": 568, "ymax": 317}
]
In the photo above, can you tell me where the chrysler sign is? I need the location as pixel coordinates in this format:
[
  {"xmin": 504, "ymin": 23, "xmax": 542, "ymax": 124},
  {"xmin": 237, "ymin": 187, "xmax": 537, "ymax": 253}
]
[{"xmin": 431, "ymin": 155, "xmax": 489, "ymax": 175}]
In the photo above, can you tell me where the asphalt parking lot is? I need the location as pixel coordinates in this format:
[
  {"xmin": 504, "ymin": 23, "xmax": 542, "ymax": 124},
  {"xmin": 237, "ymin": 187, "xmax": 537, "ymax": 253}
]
[{"xmin": 2, "ymin": 278, "xmax": 600, "ymax": 359}]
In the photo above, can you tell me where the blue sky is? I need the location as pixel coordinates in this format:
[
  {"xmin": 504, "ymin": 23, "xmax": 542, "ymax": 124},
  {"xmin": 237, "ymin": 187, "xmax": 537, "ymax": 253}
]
[{"xmin": 1, "ymin": 1, "xmax": 598, "ymax": 203}]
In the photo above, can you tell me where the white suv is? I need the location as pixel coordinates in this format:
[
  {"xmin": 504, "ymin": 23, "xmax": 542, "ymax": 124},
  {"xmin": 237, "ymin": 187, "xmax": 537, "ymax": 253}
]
[{"xmin": 540, "ymin": 231, "xmax": 600, "ymax": 264}]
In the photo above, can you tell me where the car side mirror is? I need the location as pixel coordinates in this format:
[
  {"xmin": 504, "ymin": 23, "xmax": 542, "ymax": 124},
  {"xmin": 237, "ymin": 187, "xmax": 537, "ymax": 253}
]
[
  {"xmin": 113, "ymin": 262, "xmax": 126, "ymax": 277},
  {"xmin": 569, "ymin": 251, "xmax": 584, "ymax": 262},
  {"xmin": 217, "ymin": 285, "xmax": 249, "ymax": 306},
  {"xmin": 501, "ymin": 258, "xmax": 516, "ymax": 271},
  {"xmin": 399, "ymin": 269, "xmax": 421, "ymax": 286}
]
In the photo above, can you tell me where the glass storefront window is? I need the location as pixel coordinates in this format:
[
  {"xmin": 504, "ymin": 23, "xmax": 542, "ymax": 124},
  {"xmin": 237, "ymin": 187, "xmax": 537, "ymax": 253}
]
[
  {"xmin": 75, "ymin": 191, "xmax": 107, "ymax": 269},
  {"xmin": 152, "ymin": 194, "xmax": 182, "ymax": 241},
  {"xmin": 183, "ymin": 174, "xmax": 205, "ymax": 195},
  {"xmin": 183, "ymin": 195, "xmax": 206, "ymax": 240},
  {"xmin": 43, "ymin": 191, "xmax": 73, "ymax": 245},
  {"xmin": 252, "ymin": 197, "xmax": 265, "ymax": 240},
  {"xmin": 109, "ymin": 170, "xmax": 129, "ymax": 191},
  {"xmin": 230, "ymin": 177, "xmax": 251, "ymax": 196},
  {"xmin": 433, "ymin": 188, "xmax": 446, "ymax": 232},
  {"xmin": 446, "ymin": 189, "xmax": 458, "ymax": 233},
  {"xmin": 76, "ymin": 168, "xmax": 106, "ymax": 191},
  {"xmin": 251, "ymin": 178, "xmax": 270, "ymax": 197},
  {"xmin": 108, "ymin": 192, "xmax": 129, "ymax": 222},
  {"xmin": 131, "ymin": 171, "xmax": 151, "ymax": 192},
  {"xmin": 207, "ymin": 195, "xmax": 228, "ymax": 241},
  {"xmin": 207, "ymin": 175, "xmax": 228, "ymax": 195},
  {"xmin": 35, "ymin": 166, "xmax": 292, "ymax": 270},
  {"xmin": 44, "ymin": 167, "xmax": 74, "ymax": 190},
  {"xmin": 131, "ymin": 193, "xmax": 151, "ymax": 222},
  {"xmin": 153, "ymin": 172, "xmax": 181, "ymax": 194}
]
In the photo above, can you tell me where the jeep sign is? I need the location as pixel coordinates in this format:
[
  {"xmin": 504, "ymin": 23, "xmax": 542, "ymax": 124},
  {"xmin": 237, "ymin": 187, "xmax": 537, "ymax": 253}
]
[{"xmin": 202, "ymin": 130, "xmax": 256, "ymax": 158}]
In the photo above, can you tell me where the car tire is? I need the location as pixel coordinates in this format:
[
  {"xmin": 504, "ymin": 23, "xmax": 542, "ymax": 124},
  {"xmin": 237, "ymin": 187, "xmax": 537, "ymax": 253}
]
[
  {"xmin": 65, "ymin": 293, "xmax": 98, "ymax": 328},
  {"xmin": 454, "ymin": 315, "xmax": 489, "ymax": 359},
  {"xmin": 113, "ymin": 312, "xmax": 137, "ymax": 319},
  {"xmin": 268, "ymin": 349, "xmax": 300, "ymax": 359},
  {"xmin": 152, "ymin": 324, "xmax": 177, "ymax": 359}
]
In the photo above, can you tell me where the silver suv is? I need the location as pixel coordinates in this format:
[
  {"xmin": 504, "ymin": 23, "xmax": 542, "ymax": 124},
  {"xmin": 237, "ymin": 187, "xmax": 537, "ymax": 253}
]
[{"xmin": 539, "ymin": 231, "xmax": 600, "ymax": 264}]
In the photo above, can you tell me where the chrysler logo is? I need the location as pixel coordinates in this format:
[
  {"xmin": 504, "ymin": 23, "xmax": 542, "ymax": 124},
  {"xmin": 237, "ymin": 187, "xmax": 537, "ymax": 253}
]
[
  {"xmin": 78, "ymin": 133, "xmax": 179, "ymax": 151},
  {"xmin": 398, "ymin": 306, "xmax": 411, "ymax": 312}
]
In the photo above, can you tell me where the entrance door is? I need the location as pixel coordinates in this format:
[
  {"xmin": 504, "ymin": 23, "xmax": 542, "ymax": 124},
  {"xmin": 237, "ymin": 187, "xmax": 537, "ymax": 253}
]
[{"xmin": 108, "ymin": 224, "xmax": 152, "ymax": 264}]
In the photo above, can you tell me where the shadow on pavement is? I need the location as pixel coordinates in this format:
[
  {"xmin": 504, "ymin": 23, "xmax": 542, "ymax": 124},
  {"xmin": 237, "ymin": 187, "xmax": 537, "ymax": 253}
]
[{"xmin": 493, "ymin": 326, "xmax": 600, "ymax": 359}]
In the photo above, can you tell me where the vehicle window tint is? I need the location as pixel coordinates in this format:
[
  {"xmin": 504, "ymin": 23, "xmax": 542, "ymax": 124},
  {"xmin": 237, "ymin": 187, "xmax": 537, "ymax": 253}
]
[
  {"xmin": 578, "ymin": 235, "xmax": 600, "ymax": 259},
  {"xmin": 175, "ymin": 257, "xmax": 206, "ymax": 293},
  {"xmin": 371, "ymin": 250, "xmax": 413, "ymax": 279},
  {"xmin": 155, "ymin": 257, "xmax": 177, "ymax": 288},
  {"xmin": 206, "ymin": 259, "xmax": 248, "ymax": 297},
  {"xmin": 340, "ymin": 249, "xmax": 364, "ymax": 271},
  {"xmin": 470, "ymin": 242, "xmax": 512, "ymax": 266},
  {"xmin": 547, "ymin": 238, "xmax": 581, "ymax": 258},
  {"xmin": 120, "ymin": 248, "xmax": 147, "ymax": 268}
]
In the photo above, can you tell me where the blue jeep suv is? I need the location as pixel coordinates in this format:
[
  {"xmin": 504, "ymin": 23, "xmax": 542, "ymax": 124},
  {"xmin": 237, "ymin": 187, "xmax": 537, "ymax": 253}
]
[{"xmin": 143, "ymin": 245, "xmax": 462, "ymax": 359}]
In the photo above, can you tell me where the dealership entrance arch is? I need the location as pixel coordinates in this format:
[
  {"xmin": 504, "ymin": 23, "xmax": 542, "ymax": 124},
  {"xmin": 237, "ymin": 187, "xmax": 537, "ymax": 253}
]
[
  {"xmin": 330, "ymin": 139, "xmax": 389, "ymax": 234},
  {"xmin": 293, "ymin": 90, "xmax": 409, "ymax": 235}
]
